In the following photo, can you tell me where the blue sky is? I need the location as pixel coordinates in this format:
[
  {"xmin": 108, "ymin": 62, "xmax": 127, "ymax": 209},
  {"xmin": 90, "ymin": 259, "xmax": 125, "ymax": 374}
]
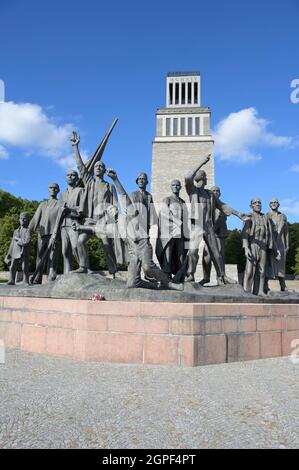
[{"xmin": 0, "ymin": 0, "xmax": 298, "ymax": 228}]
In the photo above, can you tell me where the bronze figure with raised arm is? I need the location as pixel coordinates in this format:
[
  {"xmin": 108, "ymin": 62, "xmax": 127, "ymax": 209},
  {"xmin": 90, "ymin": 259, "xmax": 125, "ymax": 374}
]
[
  {"xmin": 97, "ymin": 168, "xmax": 183, "ymax": 291},
  {"xmin": 70, "ymin": 132, "xmax": 124, "ymax": 277},
  {"xmin": 185, "ymin": 154, "xmax": 246, "ymax": 284}
]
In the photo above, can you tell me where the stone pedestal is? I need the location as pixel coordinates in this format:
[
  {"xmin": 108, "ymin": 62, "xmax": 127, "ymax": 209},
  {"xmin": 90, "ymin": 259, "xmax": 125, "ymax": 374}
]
[{"xmin": 0, "ymin": 296, "xmax": 298, "ymax": 366}]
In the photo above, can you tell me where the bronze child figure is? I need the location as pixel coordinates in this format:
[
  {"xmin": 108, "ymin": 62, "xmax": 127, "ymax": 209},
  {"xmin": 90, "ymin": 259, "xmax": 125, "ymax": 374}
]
[{"xmin": 5, "ymin": 212, "xmax": 31, "ymax": 285}]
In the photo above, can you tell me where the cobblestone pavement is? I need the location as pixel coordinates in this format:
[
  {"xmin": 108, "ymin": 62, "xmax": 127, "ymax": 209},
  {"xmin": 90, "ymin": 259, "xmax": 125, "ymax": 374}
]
[{"xmin": 0, "ymin": 349, "xmax": 298, "ymax": 449}]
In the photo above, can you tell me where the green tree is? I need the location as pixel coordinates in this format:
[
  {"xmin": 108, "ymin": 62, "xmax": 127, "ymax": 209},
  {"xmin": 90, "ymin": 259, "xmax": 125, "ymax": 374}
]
[
  {"xmin": 87, "ymin": 236, "xmax": 108, "ymax": 271},
  {"xmin": 0, "ymin": 189, "xmax": 38, "ymax": 219},
  {"xmin": 224, "ymin": 229, "xmax": 246, "ymax": 273},
  {"xmin": 294, "ymin": 247, "xmax": 299, "ymax": 277},
  {"xmin": 286, "ymin": 223, "xmax": 299, "ymax": 274},
  {"xmin": 87, "ymin": 236, "xmax": 126, "ymax": 272}
]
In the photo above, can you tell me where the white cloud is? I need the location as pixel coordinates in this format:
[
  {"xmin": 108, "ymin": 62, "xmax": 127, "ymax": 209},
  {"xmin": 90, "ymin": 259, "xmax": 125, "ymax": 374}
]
[
  {"xmin": 214, "ymin": 107, "xmax": 294, "ymax": 163},
  {"xmin": 56, "ymin": 153, "xmax": 76, "ymax": 170},
  {"xmin": 0, "ymin": 144, "xmax": 9, "ymax": 159},
  {"xmin": 290, "ymin": 164, "xmax": 299, "ymax": 172},
  {"xmin": 0, "ymin": 79, "xmax": 4, "ymax": 102},
  {"xmin": 280, "ymin": 198, "xmax": 299, "ymax": 218},
  {"xmin": 0, "ymin": 100, "xmax": 77, "ymax": 168}
]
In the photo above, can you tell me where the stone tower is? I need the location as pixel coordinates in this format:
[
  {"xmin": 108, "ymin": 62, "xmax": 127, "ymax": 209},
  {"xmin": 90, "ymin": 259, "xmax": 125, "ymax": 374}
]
[{"xmin": 151, "ymin": 71, "xmax": 214, "ymax": 203}]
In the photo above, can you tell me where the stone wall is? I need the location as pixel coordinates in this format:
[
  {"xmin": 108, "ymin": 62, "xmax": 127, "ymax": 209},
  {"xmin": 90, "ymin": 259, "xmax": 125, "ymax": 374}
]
[{"xmin": 0, "ymin": 296, "xmax": 298, "ymax": 367}]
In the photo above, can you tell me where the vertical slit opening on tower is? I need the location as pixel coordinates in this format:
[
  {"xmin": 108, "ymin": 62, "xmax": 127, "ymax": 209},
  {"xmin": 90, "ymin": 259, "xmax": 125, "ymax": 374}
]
[
  {"xmin": 195, "ymin": 117, "xmax": 200, "ymax": 135},
  {"xmin": 188, "ymin": 117, "xmax": 192, "ymax": 135},
  {"xmin": 169, "ymin": 83, "xmax": 173, "ymax": 105},
  {"xmin": 175, "ymin": 83, "xmax": 179, "ymax": 104},
  {"xmin": 194, "ymin": 82, "xmax": 198, "ymax": 104},
  {"xmin": 182, "ymin": 83, "xmax": 185, "ymax": 104},
  {"xmin": 188, "ymin": 82, "xmax": 192, "ymax": 104},
  {"xmin": 181, "ymin": 117, "xmax": 185, "ymax": 136},
  {"xmin": 166, "ymin": 118, "xmax": 171, "ymax": 136},
  {"xmin": 173, "ymin": 118, "xmax": 178, "ymax": 136}
]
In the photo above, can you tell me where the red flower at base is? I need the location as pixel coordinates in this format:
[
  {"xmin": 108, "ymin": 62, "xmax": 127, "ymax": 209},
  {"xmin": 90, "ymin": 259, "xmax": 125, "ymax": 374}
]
[{"xmin": 91, "ymin": 294, "xmax": 106, "ymax": 301}]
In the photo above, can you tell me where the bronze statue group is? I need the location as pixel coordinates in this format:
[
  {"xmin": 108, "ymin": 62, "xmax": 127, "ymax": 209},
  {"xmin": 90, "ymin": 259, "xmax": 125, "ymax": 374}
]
[{"xmin": 5, "ymin": 131, "xmax": 289, "ymax": 297}]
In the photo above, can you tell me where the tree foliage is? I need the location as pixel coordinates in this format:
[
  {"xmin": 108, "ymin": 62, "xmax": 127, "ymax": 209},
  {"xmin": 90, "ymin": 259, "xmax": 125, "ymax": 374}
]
[
  {"xmin": 0, "ymin": 188, "xmax": 109, "ymax": 273},
  {"xmin": 0, "ymin": 189, "xmax": 38, "ymax": 219},
  {"xmin": 224, "ymin": 229, "xmax": 246, "ymax": 273},
  {"xmin": 294, "ymin": 247, "xmax": 299, "ymax": 277},
  {"xmin": 87, "ymin": 236, "xmax": 108, "ymax": 271},
  {"xmin": 286, "ymin": 223, "xmax": 299, "ymax": 274}
]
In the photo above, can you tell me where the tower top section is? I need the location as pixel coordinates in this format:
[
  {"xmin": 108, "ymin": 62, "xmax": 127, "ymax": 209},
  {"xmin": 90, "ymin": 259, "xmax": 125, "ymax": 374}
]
[
  {"xmin": 166, "ymin": 71, "xmax": 200, "ymax": 108},
  {"xmin": 167, "ymin": 71, "xmax": 200, "ymax": 77}
]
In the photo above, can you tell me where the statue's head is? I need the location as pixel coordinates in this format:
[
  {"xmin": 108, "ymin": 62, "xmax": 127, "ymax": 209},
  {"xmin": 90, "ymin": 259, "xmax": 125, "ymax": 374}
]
[
  {"xmin": 170, "ymin": 179, "xmax": 181, "ymax": 195},
  {"xmin": 269, "ymin": 198, "xmax": 280, "ymax": 211},
  {"xmin": 250, "ymin": 197, "xmax": 262, "ymax": 213},
  {"xmin": 48, "ymin": 183, "xmax": 60, "ymax": 198},
  {"xmin": 211, "ymin": 186, "xmax": 221, "ymax": 199},
  {"xmin": 136, "ymin": 172, "xmax": 148, "ymax": 190},
  {"xmin": 94, "ymin": 161, "xmax": 106, "ymax": 178},
  {"xmin": 66, "ymin": 170, "xmax": 79, "ymax": 186},
  {"xmin": 194, "ymin": 169, "xmax": 207, "ymax": 188},
  {"xmin": 19, "ymin": 212, "xmax": 30, "ymax": 227}
]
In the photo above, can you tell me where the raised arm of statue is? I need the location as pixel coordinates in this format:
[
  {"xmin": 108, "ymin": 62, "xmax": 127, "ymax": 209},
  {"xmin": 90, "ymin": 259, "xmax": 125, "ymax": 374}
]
[
  {"xmin": 106, "ymin": 168, "xmax": 132, "ymax": 208},
  {"xmin": 184, "ymin": 154, "xmax": 211, "ymax": 194},
  {"xmin": 70, "ymin": 132, "xmax": 92, "ymax": 184},
  {"xmin": 111, "ymin": 184, "xmax": 119, "ymax": 207}
]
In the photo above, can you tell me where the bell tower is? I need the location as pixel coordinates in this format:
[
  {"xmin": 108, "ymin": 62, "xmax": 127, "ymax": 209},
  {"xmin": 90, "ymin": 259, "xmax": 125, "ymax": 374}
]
[{"xmin": 151, "ymin": 71, "xmax": 214, "ymax": 203}]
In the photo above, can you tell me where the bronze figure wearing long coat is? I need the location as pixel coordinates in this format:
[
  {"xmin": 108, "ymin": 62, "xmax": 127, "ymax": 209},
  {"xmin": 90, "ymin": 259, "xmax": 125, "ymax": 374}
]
[
  {"xmin": 72, "ymin": 135, "xmax": 125, "ymax": 273},
  {"xmin": 266, "ymin": 211, "xmax": 289, "ymax": 278},
  {"xmin": 156, "ymin": 194, "xmax": 188, "ymax": 277}
]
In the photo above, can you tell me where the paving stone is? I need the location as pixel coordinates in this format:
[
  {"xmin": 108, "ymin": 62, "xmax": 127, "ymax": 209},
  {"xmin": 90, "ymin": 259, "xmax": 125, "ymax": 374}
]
[{"xmin": 0, "ymin": 349, "xmax": 298, "ymax": 449}]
